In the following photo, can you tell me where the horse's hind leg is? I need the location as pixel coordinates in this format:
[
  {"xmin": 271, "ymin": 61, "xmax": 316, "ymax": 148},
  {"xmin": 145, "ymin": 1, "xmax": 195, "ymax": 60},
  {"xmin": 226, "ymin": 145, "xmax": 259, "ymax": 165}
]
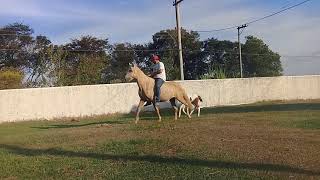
[
  {"xmin": 170, "ymin": 98, "xmax": 178, "ymax": 120},
  {"xmin": 153, "ymin": 103, "xmax": 162, "ymax": 122}
]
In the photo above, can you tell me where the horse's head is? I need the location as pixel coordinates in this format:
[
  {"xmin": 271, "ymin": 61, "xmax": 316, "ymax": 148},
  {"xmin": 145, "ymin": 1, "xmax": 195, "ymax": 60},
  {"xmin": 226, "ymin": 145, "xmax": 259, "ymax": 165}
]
[{"xmin": 125, "ymin": 63, "xmax": 139, "ymax": 82}]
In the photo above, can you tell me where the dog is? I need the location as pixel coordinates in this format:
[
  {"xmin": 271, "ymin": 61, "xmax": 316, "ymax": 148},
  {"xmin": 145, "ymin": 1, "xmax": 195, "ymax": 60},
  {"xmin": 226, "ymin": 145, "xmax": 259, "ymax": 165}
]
[{"xmin": 179, "ymin": 94, "xmax": 203, "ymax": 117}]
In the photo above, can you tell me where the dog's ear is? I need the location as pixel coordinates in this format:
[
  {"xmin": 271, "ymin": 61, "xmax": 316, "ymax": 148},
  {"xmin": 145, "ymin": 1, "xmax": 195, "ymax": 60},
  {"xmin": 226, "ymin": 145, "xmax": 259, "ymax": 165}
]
[{"xmin": 198, "ymin": 96, "xmax": 203, "ymax": 102}]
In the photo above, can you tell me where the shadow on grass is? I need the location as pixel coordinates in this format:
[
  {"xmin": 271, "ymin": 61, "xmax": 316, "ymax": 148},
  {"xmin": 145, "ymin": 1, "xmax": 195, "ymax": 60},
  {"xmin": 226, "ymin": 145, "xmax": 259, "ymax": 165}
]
[
  {"xmin": 31, "ymin": 120, "xmax": 127, "ymax": 130},
  {"xmin": 0, "ymin": 144, "xmax": 319, "ymax": 176},
  {"xmin": 125, "ymin": 103, "xmax": 320, "ymax": 120},
  {"xmin": 30, "ymin": 102, "xmax": 320, "ymax": 129},
  {"xmin": 100, "ymin": 102, "xmax": 320, "ymax": 124},
  {"xmin": 201, "ymin": 103, "xmax": 320, "ymax": 115}
]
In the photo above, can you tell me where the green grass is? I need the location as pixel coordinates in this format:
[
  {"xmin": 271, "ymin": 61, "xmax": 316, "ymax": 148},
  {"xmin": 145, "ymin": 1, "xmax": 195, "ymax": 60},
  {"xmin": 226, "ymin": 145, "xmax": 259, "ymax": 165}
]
[
  {"xmin": 200, "ymin": 101, "xmax": 320, "ymax": 130},
  {"xmin": 0, "ymin": 101, "xmax": 319, "ymax": 179}
]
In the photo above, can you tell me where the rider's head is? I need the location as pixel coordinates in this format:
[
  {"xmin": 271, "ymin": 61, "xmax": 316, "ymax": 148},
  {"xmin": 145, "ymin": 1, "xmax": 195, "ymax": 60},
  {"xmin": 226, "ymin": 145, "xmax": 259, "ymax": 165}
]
[{"xmin": 151, "ymin": 54, "xmax": 160, "ymax": 64}]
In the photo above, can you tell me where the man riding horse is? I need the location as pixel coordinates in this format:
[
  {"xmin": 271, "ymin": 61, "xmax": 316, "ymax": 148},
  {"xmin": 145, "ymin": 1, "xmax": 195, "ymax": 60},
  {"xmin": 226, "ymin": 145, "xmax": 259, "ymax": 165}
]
[{"xmin": 125, "ymin": 61, "xmax": 193, "ymax": 124}]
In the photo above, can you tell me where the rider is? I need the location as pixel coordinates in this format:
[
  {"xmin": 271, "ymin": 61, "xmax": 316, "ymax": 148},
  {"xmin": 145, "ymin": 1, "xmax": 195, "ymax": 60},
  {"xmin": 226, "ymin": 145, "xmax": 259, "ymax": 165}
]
[{"xmin": 150, "ymin": 54, "xmax": 166, "ymax": 107}]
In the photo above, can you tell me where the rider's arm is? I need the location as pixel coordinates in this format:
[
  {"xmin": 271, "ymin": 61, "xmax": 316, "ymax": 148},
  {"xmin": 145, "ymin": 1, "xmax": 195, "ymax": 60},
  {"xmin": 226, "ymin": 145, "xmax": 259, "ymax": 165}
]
[
  {"xmin": 150, "ymin": 62, "xmax": 165, "ymax": 77},
  {"xmin": 150, "ymin": 69, "xmax": 163, "ymax": 77}
]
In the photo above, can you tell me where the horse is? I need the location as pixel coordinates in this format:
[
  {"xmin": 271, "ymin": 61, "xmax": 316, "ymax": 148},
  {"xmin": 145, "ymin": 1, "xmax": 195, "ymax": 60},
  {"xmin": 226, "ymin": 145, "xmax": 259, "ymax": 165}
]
[{"xmin": 125, "ymin": 63, "xmax": 193, "ymax": 124}]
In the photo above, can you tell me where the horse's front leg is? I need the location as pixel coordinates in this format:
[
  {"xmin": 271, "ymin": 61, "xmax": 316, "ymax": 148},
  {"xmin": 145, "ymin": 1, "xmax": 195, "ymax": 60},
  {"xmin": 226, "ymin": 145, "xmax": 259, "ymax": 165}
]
[{"xmin": 135, "ymin": 99, "xmax": 145, "ymax": 124}]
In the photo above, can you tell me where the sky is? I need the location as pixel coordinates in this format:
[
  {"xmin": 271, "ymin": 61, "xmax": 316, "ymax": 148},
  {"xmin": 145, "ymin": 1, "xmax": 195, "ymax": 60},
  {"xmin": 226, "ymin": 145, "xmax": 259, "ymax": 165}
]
[{"xmin": 0, "ymin": 0, "xmax": 319, "ymax": 76}]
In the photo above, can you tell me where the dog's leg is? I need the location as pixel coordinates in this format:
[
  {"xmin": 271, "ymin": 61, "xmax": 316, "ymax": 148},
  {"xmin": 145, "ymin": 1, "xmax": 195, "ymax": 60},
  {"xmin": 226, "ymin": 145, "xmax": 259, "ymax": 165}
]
[
  {"xmin": 182, "ymin": 105, "xmax": 192, "ymax": 116},
  {"xmin": 189, "ymin": 107, "xmax": 195, "ymax": 116},
  {"xmin": 181, "ymin": 104, "xmax": 194, "ymax": 118},
  {"xmin": 198, "ymin": 107, "xmax": 201, "ymax": 117}
]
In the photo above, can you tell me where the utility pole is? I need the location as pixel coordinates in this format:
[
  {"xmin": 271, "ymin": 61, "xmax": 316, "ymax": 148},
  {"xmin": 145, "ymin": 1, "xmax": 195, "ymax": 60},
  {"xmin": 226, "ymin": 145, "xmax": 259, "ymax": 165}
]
[
  {"xmin": 173, "ymin": 0, "xmax": 184, "ymax": 80},
  {"xmin": 237, "ymin": 24, "xmax": 247, "ymax": 78}
]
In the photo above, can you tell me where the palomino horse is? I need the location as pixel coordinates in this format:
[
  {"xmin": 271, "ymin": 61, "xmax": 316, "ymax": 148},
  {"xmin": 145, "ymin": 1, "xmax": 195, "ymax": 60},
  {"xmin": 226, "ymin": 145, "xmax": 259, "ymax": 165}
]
[{"xmin": 125, "ymin": 63, "xmax": 193, "ymax": 124}]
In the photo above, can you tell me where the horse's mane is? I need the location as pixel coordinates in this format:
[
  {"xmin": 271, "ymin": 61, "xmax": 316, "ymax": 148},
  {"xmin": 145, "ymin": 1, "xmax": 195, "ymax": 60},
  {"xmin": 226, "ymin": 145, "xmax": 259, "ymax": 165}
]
[{"xmin": 133, "ymin": 66, "xmax": 153, "ymax": 83}]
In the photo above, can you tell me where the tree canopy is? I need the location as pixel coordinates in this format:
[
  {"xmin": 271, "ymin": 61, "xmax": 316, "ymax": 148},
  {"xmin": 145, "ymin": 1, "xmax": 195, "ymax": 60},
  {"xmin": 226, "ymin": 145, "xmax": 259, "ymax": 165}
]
[{"xmin": 0, "ymin": 23, "xmax": 283, "ymax": 89}]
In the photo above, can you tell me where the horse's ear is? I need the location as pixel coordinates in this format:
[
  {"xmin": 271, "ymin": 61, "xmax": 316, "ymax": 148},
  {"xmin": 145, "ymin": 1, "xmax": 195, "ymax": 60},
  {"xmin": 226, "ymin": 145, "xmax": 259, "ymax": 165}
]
[{"xmin": 132, "ymin": 62, "xmax": 137, "ymax": 67}]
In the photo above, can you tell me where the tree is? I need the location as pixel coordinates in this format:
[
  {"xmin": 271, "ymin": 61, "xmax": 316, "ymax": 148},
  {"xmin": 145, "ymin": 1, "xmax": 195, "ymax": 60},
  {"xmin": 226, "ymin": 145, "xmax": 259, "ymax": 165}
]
[
  {"xmin": 106, "ymin": 43, "xmax": 135, "ymax": 83},
  {"xmin": 180, "ymin": 30, "xmax": 203, "ymax": 80},
  {"xmin": 131, "ymin": 43, "xmax": 152, "ymax": 72},
  {"xmin": 0, "ymin": 23, "xmax": 57, "ymax": 87},
  {"xmin": 201, "ymin": 38, "xmax": 239, "ymax": 78},
  {"xmin": 148, "ymin": 30, "xmax": 179, "ymax": 80},
  {"xmin": 60, "ymin": 36, "xmax": 111, "ymax": 86},
  {"xmin": 49, "ymin": 45, "xmax": 68, "ymax": 86},
  {"xmin": 0, "ymin": 23, "xmax": 34, "ymax": 69},
  {"xmin": 1, "ymin": 22, "xmax": 284, "ymax": 88},
  {"xmin": 242, "ymin": 36, "xmax": 283, "ymax": 77},
  {"xmin": 150, "ymin": 29, "xmax": 203, "ymax": 80},
  {"xmin": 26, "ymin": 35, "xmax": 54, "ymax": 87}
]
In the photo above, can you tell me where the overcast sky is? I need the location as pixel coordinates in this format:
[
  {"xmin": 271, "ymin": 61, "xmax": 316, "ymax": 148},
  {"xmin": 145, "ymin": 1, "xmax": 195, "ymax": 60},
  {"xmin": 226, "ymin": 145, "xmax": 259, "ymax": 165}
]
[{"xmin": 1, "ymin": 0, "xmax": 319, "ymax": 76}]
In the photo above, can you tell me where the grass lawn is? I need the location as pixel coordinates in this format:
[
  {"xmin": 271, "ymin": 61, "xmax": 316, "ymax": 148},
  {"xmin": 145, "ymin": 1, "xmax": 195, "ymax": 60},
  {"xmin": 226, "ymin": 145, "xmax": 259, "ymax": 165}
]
[{"xmin": 0, "ymin": 100, "xmax": 319, "ymax": 179}]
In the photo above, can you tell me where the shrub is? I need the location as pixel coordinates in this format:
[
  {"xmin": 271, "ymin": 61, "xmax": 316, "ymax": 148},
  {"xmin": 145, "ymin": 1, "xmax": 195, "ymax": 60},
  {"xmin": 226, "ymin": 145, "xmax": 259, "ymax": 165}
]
[{"xmin": 0, "ymin": 68, "xmax": 24, "ymax": 90}]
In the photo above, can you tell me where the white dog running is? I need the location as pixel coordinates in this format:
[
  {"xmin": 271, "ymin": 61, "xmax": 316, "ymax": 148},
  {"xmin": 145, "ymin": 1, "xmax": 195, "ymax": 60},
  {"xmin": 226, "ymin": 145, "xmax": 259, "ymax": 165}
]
[{"xmin": 179, "ymin": 94, "xmax": 203, "ymax": 117}]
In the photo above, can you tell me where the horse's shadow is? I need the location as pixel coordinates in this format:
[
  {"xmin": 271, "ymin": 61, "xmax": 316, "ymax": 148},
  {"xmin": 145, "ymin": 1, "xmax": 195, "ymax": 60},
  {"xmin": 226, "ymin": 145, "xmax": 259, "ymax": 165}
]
[{"xmin": 31, "ymin": 120, "xmax": 126, "ymax": 130}]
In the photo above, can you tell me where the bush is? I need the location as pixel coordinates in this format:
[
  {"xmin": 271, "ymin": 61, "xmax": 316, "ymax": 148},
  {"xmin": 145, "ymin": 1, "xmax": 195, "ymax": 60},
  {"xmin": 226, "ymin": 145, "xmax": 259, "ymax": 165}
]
[
  {"xmin": 200, "ymin": 66, "xmax": 226, "ymax": 79},
  {"xmin": 0, "ymin": 68, "xmax": 24, "ymax": 90}
]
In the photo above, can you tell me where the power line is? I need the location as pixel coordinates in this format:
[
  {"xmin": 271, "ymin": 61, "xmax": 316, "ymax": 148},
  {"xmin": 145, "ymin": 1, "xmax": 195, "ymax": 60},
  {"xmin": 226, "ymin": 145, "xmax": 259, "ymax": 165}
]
[
  {"xmin": 0, "ymin": 48, "xmax": 178, "ymax": 52},
  {"xmin": 196, "ymin": 0, "xmax": 312, "ymax": 33},
  {"xmin": 0, "ymin": 33, "xmax": 32, "ymax": 37},
  {"xmin": 280, "ymin": 0, "xmax": 294, "ymax": 9},
  {"xmin": 196, "ymin": 26, "xmax": 237, "ymax": 33},
  {"xmin": 0, "ymin": 48, "xmax": 319, "ymax": 58},
  {"xmin": 246, "ymin": 0, "xmax": 311, "ymax": 25}
]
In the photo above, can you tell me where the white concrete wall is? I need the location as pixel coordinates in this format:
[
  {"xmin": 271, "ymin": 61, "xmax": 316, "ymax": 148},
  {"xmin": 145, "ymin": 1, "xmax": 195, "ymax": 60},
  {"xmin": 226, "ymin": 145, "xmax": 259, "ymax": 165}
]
[{"xmin": 0, "ymin": 75, "xmax": 319, "ymax": 123}]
